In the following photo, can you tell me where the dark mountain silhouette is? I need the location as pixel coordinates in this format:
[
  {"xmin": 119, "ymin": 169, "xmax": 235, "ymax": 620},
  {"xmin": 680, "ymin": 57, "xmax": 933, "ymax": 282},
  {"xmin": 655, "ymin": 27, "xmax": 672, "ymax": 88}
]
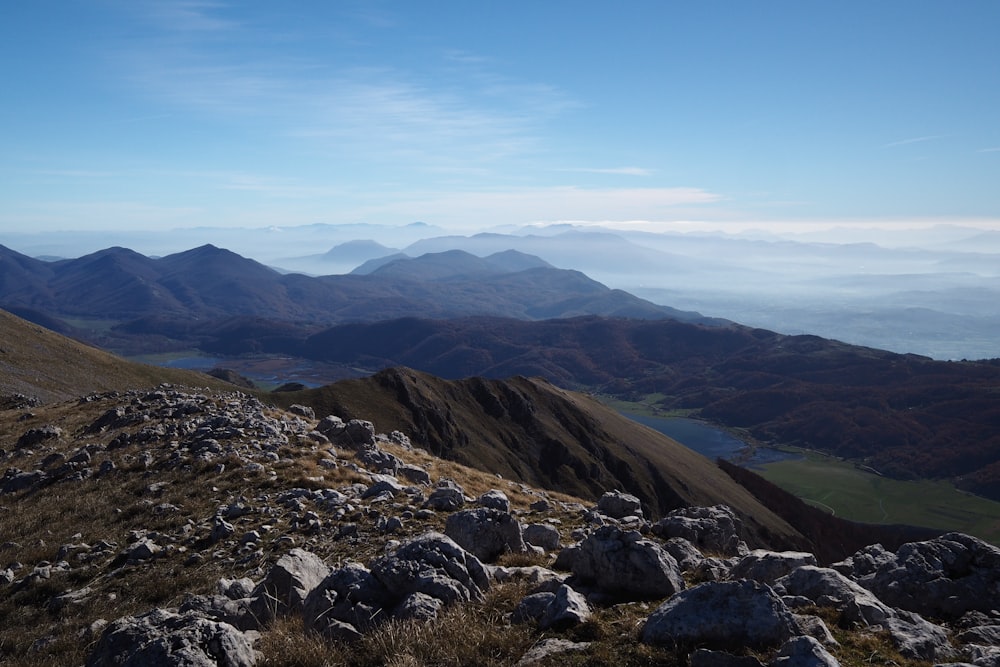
[{"xmin": 0, "ymin": 244, "xmax": 711, "ymax": 330}]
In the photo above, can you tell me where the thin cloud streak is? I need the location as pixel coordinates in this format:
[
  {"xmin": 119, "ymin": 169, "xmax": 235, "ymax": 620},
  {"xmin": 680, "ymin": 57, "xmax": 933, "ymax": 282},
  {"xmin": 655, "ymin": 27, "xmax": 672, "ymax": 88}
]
[
  {"xmin": 558, "ymin": 167, "xmax": 654, "ymax": 176},
  {"xmin": 882, "ymin": 135, "xmax": 947, "ymax": 148}
]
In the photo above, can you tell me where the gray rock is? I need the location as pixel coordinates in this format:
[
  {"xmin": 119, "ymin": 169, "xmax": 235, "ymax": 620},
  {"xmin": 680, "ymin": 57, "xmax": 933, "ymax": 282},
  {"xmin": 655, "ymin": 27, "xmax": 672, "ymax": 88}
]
[
  {"xmin": 121, "ymin": 537, "xmax": 163, "ymax": 563},
  {"xmin": 357, "ymin": 445, "xmax": 401, "ymax": 474},
  {"xmin": 849, "ymin": 533, "xmax": 1000, "ymax": 620},
  {"xmin": 731, "ymin": 550, "xmax": 818, "ymax": 584},
  {"xmin": 362, "ymin": 475, "xmax": 407, "ymax": 499},
  {"xmin": 966, "ymin": 644, "xmax": 1000, "ymax": 667},
  {"xmin": 774, "ymin": 566, "xmax": 955, "ymax": 661},
  {"xmin": 445, "ymin": 507, "xmax": 527, "ymax": 563},
  {"xmin": 794, "ymin": 615, "xmax": 838, "ymax": 647},
  {"xmin": 571, "ymin": 525, "xmax": 684, "ymax": 599},
  {"xmin": 303, "ymin": 562, "xmax": 391, "ymax": 638},
  {"xmin": 179, "ymin": 594, "xmax": 258, "ymax": 632},
  {"xmin": 85, "ymin": 608, "xmax": 257, "ymax": 667},
  {"xmin": 336, "ymin": 419, "xmax": 377, "ymax": 449},
  {"xmin": 652, "ymin": 505, "xmax": 745, "ymax": 557},
  {"xmin": 478, "ymin": 489, "xmax": 511, "ymax": 513},
  {"xmin": 424, "ymin": 481, "xmax": 466, "ymax": 511},
  {"xmin": 514, "ymin": 638, "xmax": 591, "ymax": 667},
  {"xmin": 287, "ymin": 404, "xmax": 314, "ymax": 419},
  {"xmin": 539, "ymin": 584, "xmax": 592, "ymax": 630},
  {"xmin": 770, "ymin": 636, "xmax": 840, "ymax": 667},
  {"xmin": 370, "ymin": 532, "xmax": 490, "ymax": 605},
  {"xmin": 957, "ymin": 625, "xmax": 1000, "ymax": 645},
  {"xmin": 523, "ymin": 523, "xmax": 561, "ymax": 552},
  {"xmin": 392, "ymin": 592, "xmax": 444, "ymax": 622},
  {"xmin": 640, "ymin": 580, "xmax": 799, "ymax": 650},
  {"xmin": 512, "ymin": 592, "xmax": 555, "ymax": 624},
  {"xmin": 774, "ymin": 566, "xmax": 893, "ymax": 626},
  {"xmin": 663, "ymin": 536, "xmax": 706, "ymax": 572},
  {"xmin": 398, "ymin": 463, "xmax": 432, "ymax": 486},
  {"xmin": 596, "ymin": 490, "xmax": 643, "ymax": 519},
  {"xmin": 250, "ymin": 548, "xmax": 330, "ymax": 621},
  {"xmin": 1, "ymin": 469, "xmax": 48, "ymax": 494}
]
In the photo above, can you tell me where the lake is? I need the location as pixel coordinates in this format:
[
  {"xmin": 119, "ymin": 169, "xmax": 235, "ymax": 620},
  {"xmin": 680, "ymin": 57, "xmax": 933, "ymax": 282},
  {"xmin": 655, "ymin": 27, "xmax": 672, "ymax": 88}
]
[{"xmin": 624, "ymin": 414, "xmax": 797, "ymax": 467}]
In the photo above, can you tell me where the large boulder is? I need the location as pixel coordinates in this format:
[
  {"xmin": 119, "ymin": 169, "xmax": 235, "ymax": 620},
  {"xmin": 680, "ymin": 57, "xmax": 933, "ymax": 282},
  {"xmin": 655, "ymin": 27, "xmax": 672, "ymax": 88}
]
[
  {"xmin": 845, "ymin": 533, "xmax": 1000, "ymax": 620},
  {"xmin": 370, "ymin": 532, "xmax": 490, "ymax": 605},
  {"xmin": 652, "ymin": 505, "xmax": 745, "ymax": 556},
  {"xmin": 596, "ymin": 490, "xmax": 643, "ymax": 519},
  {"xmin": 640, "ymin": 580, "xmax": 799, "ymax": 650},
  {"xmin": 774, "ymin": 566, "xmax": 955, "ymax": 661},
  {"xmin": 302, "ymin": 563, "xmax": 392, "ymax": 640},
  {"xmin": 85, "ymin": 608, "xmax": 257, "ymax": 667},
  {"xmin": 571, "ymin": 525, "xmax": 684, "ymax": 600},
  {"xmin": 444, "ymin": 507, "xmax": 527, "ymax": 562},
  {"xmin": 731, "ymin": 550, "xmax": 818, "ymax": 584},
  {"xmin": 249, "ymin": 548, "xmax": 330, "ymax": 622}
]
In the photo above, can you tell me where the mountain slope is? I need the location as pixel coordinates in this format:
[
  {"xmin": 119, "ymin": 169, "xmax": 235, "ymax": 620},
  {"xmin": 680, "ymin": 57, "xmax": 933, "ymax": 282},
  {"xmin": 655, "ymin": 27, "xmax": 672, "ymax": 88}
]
[
  {"xmin": 0, "ymin": 308, "xmax": 234, "ymax": 403},
  {"xmin": 275, "ymin": 366, "xmax": 808, "ymax": 550}
]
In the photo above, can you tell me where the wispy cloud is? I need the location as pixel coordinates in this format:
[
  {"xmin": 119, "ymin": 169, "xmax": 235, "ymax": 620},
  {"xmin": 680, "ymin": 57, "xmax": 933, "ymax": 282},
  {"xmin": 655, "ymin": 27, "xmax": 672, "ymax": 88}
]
[
  {"xmin": 117, "ymin": 32, "xmax": 573, "ymax": 175},
  {"xmin": 978, "ymin": 147, "xmax": 1000, "ymax": 153},
  {"xmin": 882, "ymin": 135, "xmax": 946, "ymax": 148},
  {"xmin": 557, "ymin": 167, "xmax": 654, "ymax": 176},
  {"xmin": 137, "ymin": 0, "xmax": 238, "ymax": 33}
]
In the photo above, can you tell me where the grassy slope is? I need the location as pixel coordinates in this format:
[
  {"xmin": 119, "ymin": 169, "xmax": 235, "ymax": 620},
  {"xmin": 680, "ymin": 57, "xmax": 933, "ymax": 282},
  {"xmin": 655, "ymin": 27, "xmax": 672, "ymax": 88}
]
[
  {"xmin": 0, "ymin": 309, "xmax": 234, "ymax": 402},
  {"xmin": 754, "ymin": 449, "xmax": 1000, "ymax": 544}
]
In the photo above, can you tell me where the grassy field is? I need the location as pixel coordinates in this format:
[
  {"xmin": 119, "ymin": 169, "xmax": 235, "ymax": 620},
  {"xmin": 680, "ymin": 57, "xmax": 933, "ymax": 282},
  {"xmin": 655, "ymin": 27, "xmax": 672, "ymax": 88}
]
[{"xmin": 754, "ymin": 448, "xmax": 1000, "ymax": 545}]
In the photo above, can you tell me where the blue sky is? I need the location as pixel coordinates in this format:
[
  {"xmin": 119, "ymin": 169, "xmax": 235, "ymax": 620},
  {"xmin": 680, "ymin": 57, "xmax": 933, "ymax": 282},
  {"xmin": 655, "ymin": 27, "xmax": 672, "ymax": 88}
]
[{"xmin": 2, "ymin": 1, "xmax": 998, "ymax": 235}]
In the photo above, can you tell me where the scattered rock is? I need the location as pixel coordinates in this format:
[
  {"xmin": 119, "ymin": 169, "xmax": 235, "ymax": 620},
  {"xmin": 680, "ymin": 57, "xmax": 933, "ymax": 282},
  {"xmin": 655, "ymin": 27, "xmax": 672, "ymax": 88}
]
[
  {"xmin": 444, "ymin": 507, "xmax": 527, "ymax": 563},
  {"xmin": 514, "ymin": 638, "xmax": 591, "ymax": 666},
  {"xmin": 571, "ymin": 525, "xmax": 684, "ymax": 600},
  {"xmin": 731, "ymin": 550, "xmax": 818, "ymax": 584},
  {"xmin": 85, "ymin": 608, "xmax": 258, "ymax": 667},
  {"xmin": 641, "ymin": 580, "xmax": 799, "ymax": 651},
  {"xmin": 652, "ymin": 505, "xmax": 746, "ymax": 557},
  {"xmin": 770, "ymin": 636, "xmax": 840, "ymax": 667},
  {"xmin": 478, "ymin": 489, "xmax": 511, "ymax": 513},
  {"xmin": 424, "ymin": 479, "xmax": 466, "ymax": 511},
  {"xmin": 596, "ymin": 489, "xmax": 643, "ymax": 519},
  {"xmin": 538, "ymin": 584, "xmax": 591, "ymax": 630},
  {"xmin": 523, "ymin": 523, "xmax": 561, "ymax": 552},
  {"xmin": 250, "ymin": 547, "xmax": 330, "ymax": 621}
]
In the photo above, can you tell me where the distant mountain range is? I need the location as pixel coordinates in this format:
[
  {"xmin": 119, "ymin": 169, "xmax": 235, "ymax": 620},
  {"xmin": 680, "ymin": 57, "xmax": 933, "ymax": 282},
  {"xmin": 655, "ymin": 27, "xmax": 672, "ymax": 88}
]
[{"xmin": 0, "ymin": 244, "xmax": 711, "ymax": 331}]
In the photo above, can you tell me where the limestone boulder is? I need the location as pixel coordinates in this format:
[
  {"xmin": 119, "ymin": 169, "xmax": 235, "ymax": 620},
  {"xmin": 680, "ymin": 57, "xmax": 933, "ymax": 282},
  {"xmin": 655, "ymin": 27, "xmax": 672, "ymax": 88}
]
[
  {"xmin": 640, "ymin": 580, "xmax": 799, "ymax": 650},
  {"xmin": 571, "ymin": 525, "xmax": 684, "ymax": 600},
  {"xmin": 444, "ymin": 507, "xmax": 526, "ymax": 562},
  {"xmin": 85, "ymin": 608, "xmax": 257, "ymax": 667}
]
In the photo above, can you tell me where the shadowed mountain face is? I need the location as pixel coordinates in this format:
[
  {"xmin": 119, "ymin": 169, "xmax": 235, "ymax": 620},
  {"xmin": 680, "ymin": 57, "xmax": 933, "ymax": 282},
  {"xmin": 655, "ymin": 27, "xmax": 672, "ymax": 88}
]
[
  {"xmin": 275, "ymin": 366, "xmax": 947, "ymax": 562},
  {"xmin": 276, "ymin": 366, "xmax": 808, "ymax": 549},
  {"xmin": 0, "ymin": 244, "xmax": 711, "ymax": 328},
  {"xmin": 276, "ymin": 316, "xmax": 1000, "ymax": 500}
]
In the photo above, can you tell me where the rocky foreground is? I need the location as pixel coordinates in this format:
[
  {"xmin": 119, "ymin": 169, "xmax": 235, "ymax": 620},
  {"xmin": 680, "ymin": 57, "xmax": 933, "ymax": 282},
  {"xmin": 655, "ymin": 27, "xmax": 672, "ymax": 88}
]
[{"xmin": 2, "ymin": 387, "xmax": 1000, "ymax": 666}]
